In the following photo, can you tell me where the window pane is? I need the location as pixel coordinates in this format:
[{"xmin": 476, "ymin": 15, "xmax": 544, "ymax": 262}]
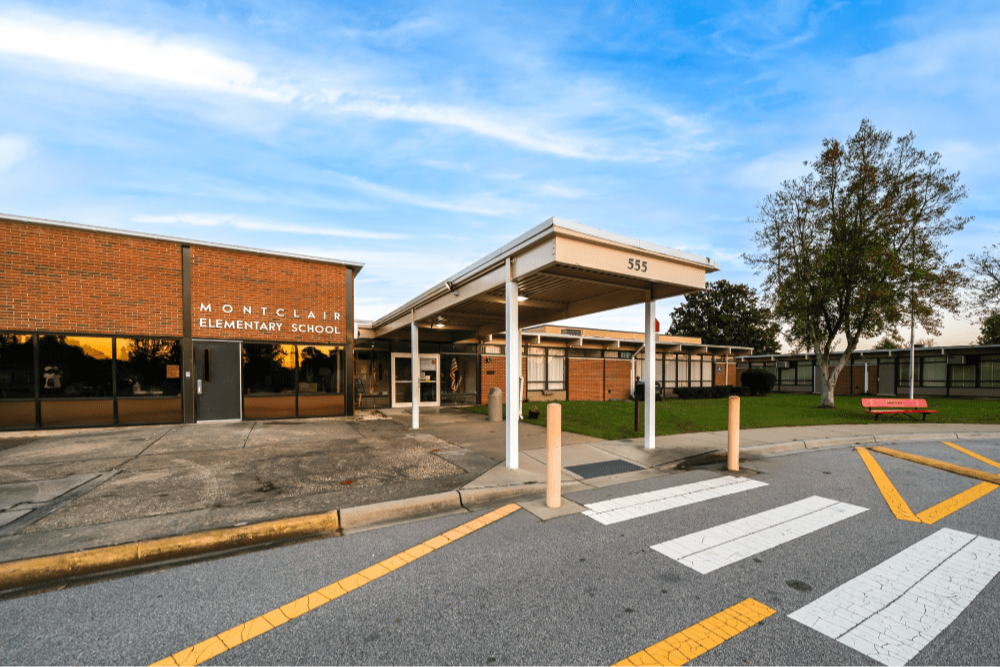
[
  {"xmin": 664, "ymin": 357, "xmax": 677, "ymax": 384},
  {"xmin": 40, "ymin": 335, "xmax": 113, "ymax": 397},
  {"xmin": 298, "ymin": 345, "xmax": 344, "ymax": 394},
  {"xmin": 677, "ymin": 355, "xmax": 689, "ymax": 383},
  {"xmin": 116, "ymin": 338, "xmax": 181, "ymax": 397},
  {"xmin": 703, "ymin": 361, "xmax": 714, "ymax": 385},
  {"xmin": 923, "ymin": 359, "xmax": 946, "ymax": 387},
  {"xmin": 0, "ymin": 334, "xmax": 34, "ymax": 399},
  {"xmin": 548, "ymin": 354, "xmax": 565, "ymax": 389},
  {"xmin": 797, "ymin": 364, "xmax": 813, "ymax": 385},
  {"xmin": 527, "ymin": 355, "xmax": 545, "ymax": 382},
  {"xmin": 441, "ymin": 354, "xmax": 477, "ymax": 404},
  {"xmin": 526, "ymin": 347, "xmax": 544, "ymax": 356},
  {"xmin": 243, "ymin": 343, "xmax": 296, "ymax": 395},
  {"xmin": 690, "ymin": 359, "xmax": 701, "ymax": 383}
]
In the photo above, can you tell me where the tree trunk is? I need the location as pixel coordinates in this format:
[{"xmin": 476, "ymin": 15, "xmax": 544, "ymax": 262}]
[{"xmin": 819, "ymin": 372, "xmax": 837, "ymax": 408}]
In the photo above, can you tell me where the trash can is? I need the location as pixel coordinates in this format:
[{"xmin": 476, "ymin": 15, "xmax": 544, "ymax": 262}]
[{"xmin": 487, "ymin": 387, "xmax": 503, "ymax": 422}]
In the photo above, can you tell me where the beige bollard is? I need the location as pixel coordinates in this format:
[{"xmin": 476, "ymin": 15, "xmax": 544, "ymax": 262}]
[
  {"xmin": 547, "ymin": 403, "xmax": 562, "ymax": 508},
  {"xmin": 728, "ymin": 395, "xmax": 740, "ymax": 472}
]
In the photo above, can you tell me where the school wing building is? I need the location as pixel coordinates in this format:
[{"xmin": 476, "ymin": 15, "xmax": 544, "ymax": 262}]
[{"xmin": 1, "ymin": 213, "xmax": 747, "ymax": 431}]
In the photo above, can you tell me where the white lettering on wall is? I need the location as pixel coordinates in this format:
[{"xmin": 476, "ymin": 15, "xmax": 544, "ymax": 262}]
[
  {"xmin": 196, "ymin": 303, "xmax": 342, "ymax": 337},
  {"xmin": 222, "ymin": 304, "xmax": 233, "ymax": 314},
  {"xmin": 200, "ymin": 303, "xmax": 212, "ymax": 312}
]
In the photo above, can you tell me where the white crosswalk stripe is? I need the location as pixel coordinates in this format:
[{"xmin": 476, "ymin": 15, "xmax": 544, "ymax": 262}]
[
  {"xmin": 651, "ymin": 496, "xmax": 867, "ymax": 574},
  {"xmin": 581, "ymin": 475, "xmax": 768, "ymax": 525},
  {"xmin": 789, "ymin": 528, "xmax": 1000, "ymax": 666}
]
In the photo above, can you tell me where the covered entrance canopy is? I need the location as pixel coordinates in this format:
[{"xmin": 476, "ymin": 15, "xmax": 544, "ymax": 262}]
[{"xmin": 372, "ymin": 217, "xmax": 719, "ymax": 468}]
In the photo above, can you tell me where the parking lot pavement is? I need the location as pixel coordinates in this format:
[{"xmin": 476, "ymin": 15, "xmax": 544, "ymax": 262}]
[
  {"xmin": 0, "ymin": 416, "xmax": 495, "ymax": 562},
  {"xmin": 2, "ymin": 438, "xmax": 998, "ymax": 665}
]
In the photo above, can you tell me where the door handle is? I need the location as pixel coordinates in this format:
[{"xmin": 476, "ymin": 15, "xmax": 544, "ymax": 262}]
[{"xmin": 197, "ymin": 379, "xmax": 203, "ymax": 395}]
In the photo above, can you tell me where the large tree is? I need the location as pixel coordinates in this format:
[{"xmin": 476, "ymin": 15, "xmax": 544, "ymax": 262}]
[
  {"xmin": 744, "ymin": 119, "xmax": 968, "ymax": 408},
  {"xmin": 967, "ymin": 243, "xmax": 1000, "ymax": 322},
  {"xmin": 667, "ymin": 279, "xmax": 780, "ymax": 353}
]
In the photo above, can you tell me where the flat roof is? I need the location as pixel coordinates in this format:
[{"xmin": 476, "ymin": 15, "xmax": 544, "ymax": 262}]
[
  {"xmin": 1, "ymin": 212, "xmax": 365, "ymax": 273},
  {"xmin": 373, "ymin": 217, "xmax": 719, "ymax": 342}
]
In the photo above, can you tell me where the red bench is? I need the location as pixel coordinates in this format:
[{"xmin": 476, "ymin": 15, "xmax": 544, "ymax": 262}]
[{"xmin": 861, "ymin": 398, "xmax": 938, "ymax": 421}]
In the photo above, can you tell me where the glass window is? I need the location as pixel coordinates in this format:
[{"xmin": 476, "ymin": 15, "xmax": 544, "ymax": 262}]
[
  {"xmin": 981, "ymin": 356, "xmax": 1000, "ymax": 387},
  {"xmin": 677, "ymin": 355, "xmax": 689, "ymax": 384},
  {"xmin": 547, "ymin": 351, "xmax": 565, "ymax": 390},
  {"xmin": 664, "ymin": 356, "xmax": 677, "ymax": 385},
  {"xmin": 951, "ymin": 364, "xmax": 976, "ymax": 388},
  {"xmin": 780, "ymin": 366, "xmax": 795, "ymax": 384},
  {"xmin": 243, "ymin": 343, "xmax": 296, "ymax": 395},
  {"xmin": 690, "ymin": 357, "xmax": 702, "ymax": 384},
  {"xmin": 0, "ymin": 334, "xmax": 34, "ymax": 399},
  {"xmin": 655, "ymin": 353, "xmax": 663, "ymax": 381},
  {"xmin": 923, "ymin": 358, "xmax": 946, "ymax": 387},
  {"xmin": 116, "ymin": 338, "xmax": 181, "ymax": 397},
  {"xmin": 483, "ymin": 344, "xmax": 503, "ymax": 355},
  {"xmin": 797, "ymin": 364, "xmax": 814, "ymax": 385},
  {"xmin": 441, "ymin": 354, "xmax": 478, "ymax": 404},
  {"xmin": 298, "ymin": 345, "xmax": 344, "ymax": 394},
  {"xmin": 526, "ymin": 347, "xmax": 545, "ymax": 391},
  {"xmin": 39, "ymin": 335, "xmax": 113, "ymax": 397}
]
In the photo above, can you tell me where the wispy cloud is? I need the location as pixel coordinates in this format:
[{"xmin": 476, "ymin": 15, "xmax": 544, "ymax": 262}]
[
  {"xmin": 132, "ymin": 213, "xmax": 409, "ymax": 240},
  {"xmin": 0, "ymin": 135, "xmax": 32, "ymax": 171},
  {"xmin": 0, "ymin": 11, "xmax": 297, "ymax": 103},
  {"xmin": 333, "ymin": 172, "xmax": 522, "ymax": 217},
  {"xmin": 0, "ymin": 10, "xmax": 709, "ymax": 163}
]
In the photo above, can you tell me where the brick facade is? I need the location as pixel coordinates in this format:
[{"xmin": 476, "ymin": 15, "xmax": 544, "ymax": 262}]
[
  {"xmin": 1, "ymin": 219, "xmax": 183, "ymax": 336},
  {"xmin": 568, "ymin": 358, "xmax": 604, "ymax": 401},
  {"xmin": 479, "ymin": 355, "xmax": 527, "ymax": 404},
  {"xmin": 191, "ymin": 246, "xmax": 347, "ymax": 344},
  {"xmin": 605, "ymin": 358, "xmax": 632, "ymax": 400}
]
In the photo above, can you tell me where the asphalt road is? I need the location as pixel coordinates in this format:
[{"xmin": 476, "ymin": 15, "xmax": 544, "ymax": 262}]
[{"xmin": 2, "ymin": 439, "xmax": 999, "ymax": 666}]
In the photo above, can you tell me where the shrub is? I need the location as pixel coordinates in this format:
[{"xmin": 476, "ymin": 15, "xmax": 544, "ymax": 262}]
[
  {"xmin": 672, "ymin": 386, "xmax": 751, "ymax": 400},
  {"xmin": 740, "ymin": 368, "xmax": 777, "ymax": 396}
]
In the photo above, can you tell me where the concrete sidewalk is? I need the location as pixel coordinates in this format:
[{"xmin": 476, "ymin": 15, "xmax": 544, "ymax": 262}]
[{"xmin": 0, "ymin": 407, "xmax": 996, "ymax": 593}]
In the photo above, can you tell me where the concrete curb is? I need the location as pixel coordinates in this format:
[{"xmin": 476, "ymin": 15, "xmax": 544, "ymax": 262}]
[
  {"xmin": 0, "ymin": 510, "xmax": 340, "ymax": 593},
  {"xmin": 339, "ymin": 491, "xmax": 462, "ymax": 530},
  {"xmin": 735, "ymin": 430, "xmax": 998, "ymax": 459}
]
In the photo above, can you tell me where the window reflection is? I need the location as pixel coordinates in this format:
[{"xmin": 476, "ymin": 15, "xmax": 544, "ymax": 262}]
[
  {"xmin": 39, "ymin": 335, "xmax": 113, "ymax": 397},
  {"xmin": 0, "ymin": 334, "xmax": 34, "ymax": 399},
  {"xmin": 116, "ymin": 338, "xmax": 182, "ymax": 396},
  {"xmin": 298, "ymin": 345, "xmax": 344, "ymax": 394},
  {"xmin": 242, "ymin": 343, "xmax": 296, "ymax": 395}
]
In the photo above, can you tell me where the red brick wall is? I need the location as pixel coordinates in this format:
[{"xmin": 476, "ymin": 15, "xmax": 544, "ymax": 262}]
[
  {"xmin": 191, "ymin": 246, "xmax": 347, "ymax": 344},
  {"xmin": 716, "ymin": 362, "xmax": 737, "ymax": 386},
  {"xmin": 479, "ymin": 355, "xmax": 526, "ymax": 404},
  {"xmin": 568, "ymin": 358, "xmax": 605, "ymax": 401},
  {"xmin": 605, "ymin": 359, "xmax": 632, "ymax": 400},
  {"xmin": 1, "ymin": 219, "xmax": 183, "ymax": 336}
]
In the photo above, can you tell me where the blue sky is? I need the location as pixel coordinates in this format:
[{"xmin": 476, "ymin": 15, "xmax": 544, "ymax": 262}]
[{"xmin": 1, "ymin": 0, "xmax": 998, "ymax": 348}]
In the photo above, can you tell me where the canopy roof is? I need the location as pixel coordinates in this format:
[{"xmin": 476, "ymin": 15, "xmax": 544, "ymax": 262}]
[{"xmin": 373, "ymin": 217, "xmax": 719, "ymax": 342}]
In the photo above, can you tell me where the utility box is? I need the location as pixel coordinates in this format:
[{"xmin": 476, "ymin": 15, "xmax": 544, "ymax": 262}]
[{"xmin": 488, "ymin": 387, "xmax": 503, "ymax": 422}]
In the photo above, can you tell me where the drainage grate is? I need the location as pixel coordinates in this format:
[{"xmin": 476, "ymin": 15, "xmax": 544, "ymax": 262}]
[{"xmin": 566, "ymin": 460, "xmax": 643, "ymax": 479}]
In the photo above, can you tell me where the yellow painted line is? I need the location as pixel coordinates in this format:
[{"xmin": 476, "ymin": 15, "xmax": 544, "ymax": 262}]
[
  {"xmin": 151, "ymin": 504, "xmax": 521, "ymax": 667},
  {"xmin": 856, "ymin": 448, "xmax": 921, "ymax": 523},
  {"xmin": 915, "ymin": 482, "xmax": 998, "ymax": 524},
  {"xmin": 869, "ymin": 446, "xmax": 1000, "ymax": 485},
  {"xmin": 942, "ymin": 441, "xmax": 1000, "ymax": 470},
  {"xmin": 612, "ymin": 599, "xmax": 775, "ymax": 667}
]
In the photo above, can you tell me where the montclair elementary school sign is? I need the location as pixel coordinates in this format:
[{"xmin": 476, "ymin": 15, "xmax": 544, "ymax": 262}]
[{"xmin": 197, "ymin": 303, "xmax": 342, "ymax": 335}]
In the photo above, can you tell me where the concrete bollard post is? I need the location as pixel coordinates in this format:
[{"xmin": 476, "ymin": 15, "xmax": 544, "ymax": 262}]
[
  {"xmin": 546, "ymin": 403, "xmax": 562, "ymax": 508},
  {"xmin": 727, "ymin": 395, "xmax": 740, "ymax": 472}
]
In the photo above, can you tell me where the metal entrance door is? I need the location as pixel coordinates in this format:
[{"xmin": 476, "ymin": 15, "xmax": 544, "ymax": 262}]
[
  {"xmin": 878, "ymin": 362, "xmax": 896, "ymax": 396},
  {"xmin": 194, "ymin": 341, "xmax": 242, "ymax": 421}
]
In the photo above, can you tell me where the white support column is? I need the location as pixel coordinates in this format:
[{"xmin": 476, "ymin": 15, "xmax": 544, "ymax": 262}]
[
  {"xmin": 644, "ymin": 297, "xmax": 656, "ymax": 449},
  {"xmin": 505, "ymin": 258, "xmax": 519, "ymax": 469},
  {"xmin": 517, "ymin": 326, "xmax": 524, "ymax": 421},
  {"xmin": 411, "ymin": 316, "xmax": 419, "ymax": 429}
]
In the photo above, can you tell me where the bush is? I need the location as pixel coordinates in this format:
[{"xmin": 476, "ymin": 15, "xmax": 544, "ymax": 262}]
[
  {"xmin": 740, "ymin": 368, "xmax": 777, "ymax": 396},
  {"xmin": 672, "ymin": 386, "xmax": 751, "ymax": 400}
]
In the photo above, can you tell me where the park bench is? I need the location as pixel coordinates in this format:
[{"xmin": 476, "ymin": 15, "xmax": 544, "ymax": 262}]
[{"xmin": 861, "ymin": 397, "xmax": 938, "ymax": 421}]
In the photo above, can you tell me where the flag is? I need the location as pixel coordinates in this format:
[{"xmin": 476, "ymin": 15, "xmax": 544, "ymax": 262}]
[{"xmin": 655, "ymin": 318, "xmax": 660, "ymax": 332}]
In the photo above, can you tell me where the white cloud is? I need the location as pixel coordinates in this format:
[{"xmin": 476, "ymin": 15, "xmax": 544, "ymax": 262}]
[
  {"xmin": 0, "ymin": 135, "xmax": 32, "ymax": 171},
  {"xmin": 0, "ymin": 11, "xmax": 296, "ymax": 102},
  {"xmin": 536, "ymin": 183, "xmax": 589, "ymax": 199},
  {"xmin": 334, "ymin": 172, "xmax": 522, "ymax": 217},
  {"xmin": 0, "ymin": 11, "xmax": 708, "ymax": 163},
  {"xmin": 733, "ymin": 150, "xmax": 811, "ymax": 190},
  {"xmin": 131, "ymin": 213, "xmax": 409, "ymax": 240}
]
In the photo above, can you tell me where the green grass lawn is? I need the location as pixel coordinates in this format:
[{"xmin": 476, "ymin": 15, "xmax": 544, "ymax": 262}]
[{"xmin": 464, "ymin": 393, "xmax": 1000, "ymax": 441}]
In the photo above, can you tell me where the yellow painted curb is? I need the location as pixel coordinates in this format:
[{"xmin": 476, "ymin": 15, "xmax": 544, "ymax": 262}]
[
  {"xmin": 869, "ymin": 446, "xmax": 1000, "ymax": 485},
  {"xmin": 0, "ymin": 511, "xmax": 340, "ymax": 592}
]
